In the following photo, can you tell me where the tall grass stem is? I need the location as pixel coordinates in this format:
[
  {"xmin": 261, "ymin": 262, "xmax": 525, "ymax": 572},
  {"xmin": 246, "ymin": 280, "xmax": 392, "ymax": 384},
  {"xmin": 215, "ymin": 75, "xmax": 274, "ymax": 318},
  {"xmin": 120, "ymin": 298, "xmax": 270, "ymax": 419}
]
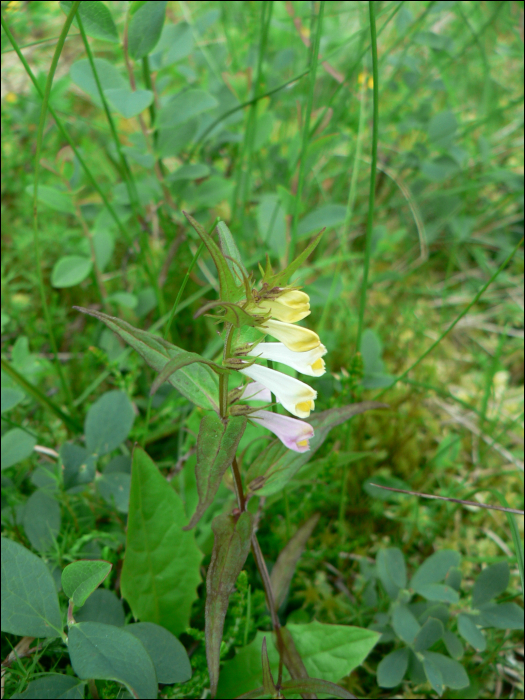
[{"xmin": 31, "ymin": 2, "xmax": 80, "ymax": 414}]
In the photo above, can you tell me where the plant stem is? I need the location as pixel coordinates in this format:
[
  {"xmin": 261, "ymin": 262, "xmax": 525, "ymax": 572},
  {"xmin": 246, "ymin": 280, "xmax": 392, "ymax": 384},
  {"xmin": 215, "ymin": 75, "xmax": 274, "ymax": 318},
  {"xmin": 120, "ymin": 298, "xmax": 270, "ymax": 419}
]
[
  {"xmin": 31, "ymin": 1, "xmax": 80, "ymax": 415},
  {"xmin": 355, "ymin": 0, "xmax": 379, "ymax": 353},
  {"xmin": 290, "ymin": 0, "xmax": 325, "ymax": 260}
]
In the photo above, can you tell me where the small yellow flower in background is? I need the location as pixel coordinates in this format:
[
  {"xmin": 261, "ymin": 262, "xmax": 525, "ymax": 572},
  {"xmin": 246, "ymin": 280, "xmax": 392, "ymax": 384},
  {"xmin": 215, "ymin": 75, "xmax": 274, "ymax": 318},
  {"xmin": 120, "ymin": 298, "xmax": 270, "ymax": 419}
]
[
  {"xmin": 357, "ymin": 72, "xmax": 374, "ymax": 89},
  {"xmin": 4, "ymin": 92, "xmax": 18, "ymax": 104},
  {"xmin": 6, "ymin": 0, "xmax": 22, "ymax": 11}
]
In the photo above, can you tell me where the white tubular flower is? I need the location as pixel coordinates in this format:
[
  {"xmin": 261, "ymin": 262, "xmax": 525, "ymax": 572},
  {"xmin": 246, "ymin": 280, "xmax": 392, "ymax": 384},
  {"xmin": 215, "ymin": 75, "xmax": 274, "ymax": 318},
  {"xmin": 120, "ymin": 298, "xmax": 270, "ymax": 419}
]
[
  {"xmin": 240, "ymin": 381, "xmax": 273, "ymax": 403},
  {"xmin": 247, "ymin": 342, "xmax": 327, "ymax": 377},
  {"xmin": 256, "ymin": 319, "xmax": 320, "ymax": 352},
  {"xmin": 239, "ymin": 363, "xmax": 316, "ymax": 418},
  {"xmin": 249, "ymin": 409, "xmax": 314, "ymax": 453},
  {"xmin": 255, "ymin": 291, "xmax": 311, "ymax": 323}
]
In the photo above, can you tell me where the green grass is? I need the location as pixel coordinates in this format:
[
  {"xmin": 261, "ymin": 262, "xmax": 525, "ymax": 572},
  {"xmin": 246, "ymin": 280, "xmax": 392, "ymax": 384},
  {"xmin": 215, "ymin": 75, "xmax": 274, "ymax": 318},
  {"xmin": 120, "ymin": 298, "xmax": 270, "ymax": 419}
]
[{"xmin": 1, "ymin": 1, "xmax": 523, "ymax": 698}]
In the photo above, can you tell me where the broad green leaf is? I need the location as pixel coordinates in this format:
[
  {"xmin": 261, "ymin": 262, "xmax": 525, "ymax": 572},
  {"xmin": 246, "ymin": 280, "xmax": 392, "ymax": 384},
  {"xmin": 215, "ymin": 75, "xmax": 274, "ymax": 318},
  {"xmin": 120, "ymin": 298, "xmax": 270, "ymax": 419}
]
[
  {"xmin": 280, "ymin": 678, "xmax": 356, "ymax": 698},
  {"xmin": 96, "ymin": 472, "xmax": 131, "ymax": 513},
  {"xmin": 167, "ymin": 163, "xmax": 210, "ymax": 182},
  {"xmin": 24, "ymin": 184, "xmax": 75, "ymax": 214},
  {"xmin": 256, "ymin": 194, "xmax": 286, "ymax": 258},
  {"xmin": 107, "ymin": 291, "xmax": 138, "ymax": 309},
  {"xmin": 443, "ymin": 630, "xmax": 464, "ymax": 659},
  {"xmin": 120, "ymin": 447, "xmax": 202, "ymax": 636},
  {"xmin": 472, "ymin": 561, "xmax": 509, "ymax": 607},
  {"xmin": 217, "ymin": 631, "xmax": 279, "ymax": 698},
  {"xmin": 392, "ymin": 604, "xmax": 420, "ymax": 645},
  {"xmin": 413, "ymin": 617, "xmax": 444, "ymax": 652},
  {"xmin": 190, "ymin": 177, "xmax": 234, "ymax": 208},
  {"xmin": 23, "ymin": 490, "xmax": 61, "ymax": 552},
  {"xmin": 60, "ymin": 1, "xmax": 118, "ymax": 43},
  {"xmin": 183, "ymin": 212, "xmax": 244, "ymax": 303},
  {"xmin": 289, "ymin": 620, "xmax": 379, "ymax": 682},
  {"xmin": 104, "ymin": 88, "xmax": 153, "ymax": 118},
  {"xmin": 264, "ymin": 230, "xmax": 324, "ymax": 288},
  {"xmin": 206, "ymin": 512, "xmax": 254, "ymax": 697},
  {"xmin": 69, "ymin": 58, "xmax": 127, "ymax": 102},
  {"xmin": 85, "ymin": 390, "xmax": 135, "ymax": 457},
  {"xmin": 421, "ymin": 156, "xmax": 460, "ymax": 181},
  {"xmin": 1, "ymin": 537, "xmax": 62, "ymax": 637},
  {"xmin": 51, "ymin": 256, "xmax": 92, "ymax": 288},
  {"xmin": 62, "ymin": 560, "xmax": 112, "ymax": 608},
  {"xmin": 74, "ymin": 307, "xmax": 219, "ymax": 411},
  {"xmin": 475, "ymin": 602, "xmax": 524, "ymax": 630},
  {"xmin": 270, "ymin": 514, "xmax": 320, "ymax": 609},
  {"xmin": 60, "ymin": 443, "xmax": 96, "ymax": 489},
  {"xmin": 421, "ymin": 651, "xmax": 469, "ymax": 691},
  {"xmin": 74, "ymin": 588, "xmax": 125, "ymax": 627},
  {"xmin": 247, "ymin": 401, "xmax": 387, "ymax": 496},
  {"xmin": 297, "ymin": 204, "xmax": 347, "ymax": 238},
  {"xmin": 427, "ymin": 110, "xmax": 457, "ymax": 148},
  {"xmin": 445, "ymin": 566, "xmax": 462, "ymax": 591},
  {"xmin": 1, "ymin": 386, "xmax": 24, "ymax": 413},
  {"xmin": 68, "ymin": 622, "xmax": 157, "ymax": 699},
  {"xmin": 217, "ymin": 221, "xmax": 248, "ymax": 281},
  {"xmin": 157, "ymin": 90, "xmax": 218, "ymax": 129},
  {"xmin": 185, "ymin": 415, "xmax": 246, "ymax": 530},
  {"xmin": 377, "ymin": 547, "xmax": 406, "ymax": 597},
  {"xmin": 150, "ymin": 353, "xmax": 226, "ymax": 397},
  {"xmin": 1, "ymin": 428, "xmax": 36, "ymax": 470},
  {"xmin": 217, "ymin": 622, "xmax": 379, "ymax": 698},
  {"xmin": 128, "ymin": 1, "xmax": 167, "ymax": 60},
  {"xmin": 15, "ymin": 673, "xmax": 84, "ymax": 699},
  {"xmin": 377, "ymin": 647, "xmax": 409, "ymax": 687},
  {"xmin": 457, "ymin": 614, "xmax": 486, "ymax": 651},
  {"xmin": 126, "ymin": 622, "xmax": 192, "ymax": 684},
  {"xmin": 416, "ymin": 583, "xmax": 459, "ymax": 604},
  {"xmin": 410, "ymin": 550, "xmax": 461, "ymax": 591}
]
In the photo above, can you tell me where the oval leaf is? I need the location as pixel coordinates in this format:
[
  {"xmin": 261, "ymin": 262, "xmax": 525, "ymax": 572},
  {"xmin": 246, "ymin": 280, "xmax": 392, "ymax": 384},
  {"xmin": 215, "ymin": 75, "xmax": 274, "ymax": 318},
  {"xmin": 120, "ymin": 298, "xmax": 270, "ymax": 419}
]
[
  {"xmin": 377, "ymin": 647, "xmax": 409, "ymax": 688},
  {"xmin": 472, "ymin": 561, "xmax": 510, "ymax": 608},
  {"xmin": 158, "ymin": 90, "xmax": 219, "ymax": 129},
  {"xmin": 68, "ymin": 622, "xmax": 157, "ymax": 699},
  {"xmin": 60, "ymin": 1, "xmax": 119, "ymax": 43},
  {"xmin": 23, "ymin": 490, "xmax": 61, "ymax": 552},
  {"xmin": 128, "ymin": 1, "xmax": 167, "ymax": 60},
  {"xmin": 51, "ymin": 256, "xmax": 92, "ymax": 288},
  {"xmin": 84, "ymin": 390, "xmax": 135, "ymax": 457},
  {"xmin": 104, "ymin": 88, "xmax": 153, "ymax": 118},
  {"xmin": 1, "ymin": 537, "xmax": 62, "ymax": 638},
  {"xmin": 62, "ymin": 560, "xmax": 112, "ymax": 608},
  {"xmin": 1, "ymin": 428, "xmax": 36, "ymax": 470},
  {"xmin": 126, "ymin": 622, "xmax": 192, "ymax": 684}
]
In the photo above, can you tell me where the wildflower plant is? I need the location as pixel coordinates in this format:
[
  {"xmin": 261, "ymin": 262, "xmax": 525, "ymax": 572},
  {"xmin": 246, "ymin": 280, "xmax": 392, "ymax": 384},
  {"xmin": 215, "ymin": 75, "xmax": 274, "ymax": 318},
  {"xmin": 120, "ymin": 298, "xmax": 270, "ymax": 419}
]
[{"xmin": 74, "ymin": 214, "xmax": 386, "ymax": 697}]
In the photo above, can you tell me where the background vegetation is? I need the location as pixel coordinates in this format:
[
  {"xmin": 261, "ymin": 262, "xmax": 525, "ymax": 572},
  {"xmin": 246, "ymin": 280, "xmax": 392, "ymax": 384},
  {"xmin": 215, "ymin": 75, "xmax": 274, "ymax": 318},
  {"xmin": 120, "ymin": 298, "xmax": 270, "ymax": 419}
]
[{"xmin": 1, "ymin": 1, "xmax": 523, "ymax": 698}]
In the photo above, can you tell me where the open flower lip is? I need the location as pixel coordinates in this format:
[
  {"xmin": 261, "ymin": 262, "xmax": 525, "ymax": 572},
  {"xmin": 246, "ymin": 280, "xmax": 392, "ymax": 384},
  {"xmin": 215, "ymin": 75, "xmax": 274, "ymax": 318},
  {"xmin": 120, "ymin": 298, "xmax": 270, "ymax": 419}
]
[
  {"xmin": 246, "ymin": 342, "xmax": 327, "ymax": 377},
  {"xmin": 249, "ymin": 409, "xmax": 314, "ymax": 453},
  {"xmin": 239, "ymin": 363, "xmax": 316, "ymax": 419}
]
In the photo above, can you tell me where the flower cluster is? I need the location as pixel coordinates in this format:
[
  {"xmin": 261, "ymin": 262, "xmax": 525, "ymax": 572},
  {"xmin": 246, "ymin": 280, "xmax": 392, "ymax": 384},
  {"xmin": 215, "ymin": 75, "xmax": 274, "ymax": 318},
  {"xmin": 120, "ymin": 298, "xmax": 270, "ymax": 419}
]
[{"xmin": 230, "ymin": 288, "xmax": 327, "ymax": 452}]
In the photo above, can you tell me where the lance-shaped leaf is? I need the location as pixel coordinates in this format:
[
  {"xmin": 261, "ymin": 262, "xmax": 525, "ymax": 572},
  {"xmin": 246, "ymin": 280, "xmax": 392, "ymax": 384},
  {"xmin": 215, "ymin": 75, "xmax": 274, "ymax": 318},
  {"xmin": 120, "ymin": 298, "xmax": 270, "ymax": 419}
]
[
  {"xmin": 184, "ymin": 415, "xmax": 247, "ymax": 530},
  {"xmin": 247, "ymin": 401, "xmax": 388, "ymax": 496},
  {"xmin": 150, "ymin": 352, "xmax": 227, "ymax": 397},
  {"xmin": 206, "ymin": 512, "xmax": 254, "ymax": 697},
  {"xmin": 264, "ymin": 230, "xmax": 324, "ymax": 288},
  {"xmin": 261, "ymin": 637, "xmax": 277, "ymax": 697},
  {"xmin": 270, "ymin": 514, "xmax": 320, "ymax": 609},
  {"xmin": 184, "ymin": 212, "xmax": 244, "ymax": 303},
  {"xmin": 217, "ymin": 221, "xmax": 248, "ymax": 282},
  {"xmin": 195, "ymin": 301, "xmax": 264, "ymax": 329},
  {"xmin": 74, "ymin": 307, "xmax": 218, "ymax": 412}
]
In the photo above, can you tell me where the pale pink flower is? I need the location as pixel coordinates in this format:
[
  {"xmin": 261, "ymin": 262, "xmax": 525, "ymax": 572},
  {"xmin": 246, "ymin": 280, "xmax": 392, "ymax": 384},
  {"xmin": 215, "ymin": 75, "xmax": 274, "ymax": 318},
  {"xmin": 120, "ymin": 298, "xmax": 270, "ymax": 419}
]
[{"xmin": 249, "ymin": 409, "xmax": 314, "ymax": 452}]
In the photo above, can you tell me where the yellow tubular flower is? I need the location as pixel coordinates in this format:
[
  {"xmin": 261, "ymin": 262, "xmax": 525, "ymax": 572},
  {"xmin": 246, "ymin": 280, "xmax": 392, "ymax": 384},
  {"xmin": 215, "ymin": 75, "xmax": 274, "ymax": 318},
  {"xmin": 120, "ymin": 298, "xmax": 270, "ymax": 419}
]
[
  {"xmin": 256, "ymin": 319, "xmax": 320, "ymax": 352},
  {"xmin": 255, "ymin": 290, "xmax": 310, "ymax": 323}
]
